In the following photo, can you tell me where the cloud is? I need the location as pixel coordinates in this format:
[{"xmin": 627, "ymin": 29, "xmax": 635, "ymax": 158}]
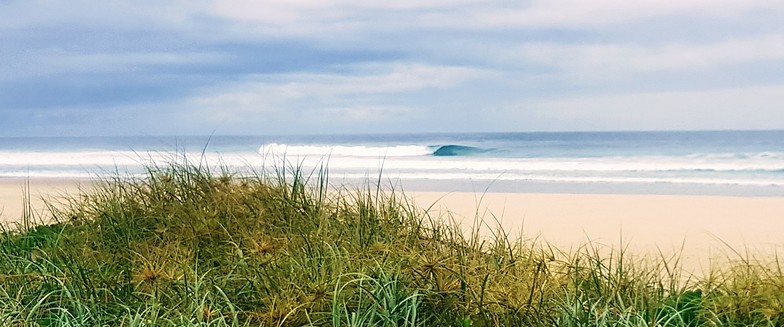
[
  {"xmin": 315, "ymin": 106, "xmax": 417, "ymax": 123},
  {"xmin": 205, "ymin": 0, "xmax": 784, "ymax": 38},
  {"xmin": 1, "ymin": 51, "xmax": 225, "ymax": 80},
  {"xmin": 209, "ymin": 0, "xmax": 486, "ymax": 25},
  {"xmin": 3, "ymin": 0, "xmax": 784, "ymax": 135},
  {"xmin": 5, "ymin": 1, "xmax": 782, "ymax": 45},
  {"xmin": 277, "ymin": 64, "xmax": 488, "ymax": 96},
  {"xmin": 516, "ymin": 35, "xmax": 784, "ymax": 82},
  {"xmin": 519, "ymin": 85, "xmax": 784, "ymax": 130},
  {"xmin": 188, "ymin": 63, "xmax": 488, "ymax": 113},
  {"xmin": 0, "ymin": 0, "xmax": 201, "ymax": 30},
  {"xmin": 157, "ymin": 62, "xmax": 489, "ymax": 133},
  {"xmin": 459, "ymin": 0, "xmax": 782, "ymax": 29}
]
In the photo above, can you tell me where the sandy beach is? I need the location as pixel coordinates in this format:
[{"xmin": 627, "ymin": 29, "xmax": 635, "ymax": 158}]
[
  {"xmin": 3, "ymin": 178, "xmax": 784, "ymax": 270},
  {"xmin": 411, "ymin": 191, "xmax": 784, "ymax": 271},
  {"xmin": 0, "ymin": 178, "xmax": 93, "ymax": 226}
]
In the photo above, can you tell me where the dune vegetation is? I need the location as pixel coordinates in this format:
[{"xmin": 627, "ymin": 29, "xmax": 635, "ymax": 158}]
[{"xmin": 1, "ymin": 159, "xmax": 784, "ymax": 326}]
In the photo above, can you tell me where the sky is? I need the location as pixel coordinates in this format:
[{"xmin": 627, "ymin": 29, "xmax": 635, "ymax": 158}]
[{"xmin": 2, "ymin": 0, "xmax": 784, "ymax": 136}]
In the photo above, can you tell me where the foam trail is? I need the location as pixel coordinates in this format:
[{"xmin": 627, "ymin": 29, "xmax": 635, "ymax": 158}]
[
  {"xmin": 3, "ymin": 132, "xmax": 784, "ymax": 196},
  {"xmin": 327, "ymin": 172, "xmax": 784, "ymax": 187},
  {"xmin": 256, "ymin": 155, "xmax": 784, "ymax": 173},
  {"xmin": 259, "ymin": 144, "xmax": 431, "ymax": 157}
]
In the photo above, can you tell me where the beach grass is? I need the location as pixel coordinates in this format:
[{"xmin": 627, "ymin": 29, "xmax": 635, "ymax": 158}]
[{"xmin": 1, "ymin": 159, "xmax": 784, "ymax": 326}]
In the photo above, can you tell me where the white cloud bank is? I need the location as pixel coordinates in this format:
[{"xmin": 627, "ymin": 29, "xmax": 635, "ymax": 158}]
[
  {"xmin": 179, "ymin": 63, "xmax": 488, "ymax": 131},
  {"xmin": 2, "ymin": 0, "xmax": 784, "ymax": 135},
  {"xmin": 514, "ymin": 85, "xmax": 784, "ymax": 131},
  {"xmin": 191, "ymin": 64, "xmax": 486, "ymax": 107}
]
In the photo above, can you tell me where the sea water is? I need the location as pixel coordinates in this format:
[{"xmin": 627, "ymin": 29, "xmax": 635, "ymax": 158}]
[{"xmin": 1, "ymin": 131, "xmax": 784, "ymax": 196}]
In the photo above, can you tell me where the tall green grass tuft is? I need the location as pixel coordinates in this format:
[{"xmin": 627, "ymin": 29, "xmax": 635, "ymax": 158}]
[{"xmin": 1, "ymin": 157, "xmax": 784, "ymax": 326}]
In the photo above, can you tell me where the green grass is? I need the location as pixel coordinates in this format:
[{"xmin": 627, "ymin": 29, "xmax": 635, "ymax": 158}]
[{"xmin": 2, "ymin": 158, "xmax": 784, "ymax": 326}]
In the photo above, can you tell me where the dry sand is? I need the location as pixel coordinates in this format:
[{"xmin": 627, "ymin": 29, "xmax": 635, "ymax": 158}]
[
  {"xmin": 411, "ymin": 192, "xmax": 784, "ymax": 272},
  {"xmin": 3, "ymin": 178, "xmax": 784, "ymax": 272},
  {"xmin": 0, "ymin": 178, "xmax": 93, "ymax": 226}
]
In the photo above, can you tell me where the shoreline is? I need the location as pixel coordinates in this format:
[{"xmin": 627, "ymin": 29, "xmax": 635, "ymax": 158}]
[{"xmin": 392, "ymin": 178, "xmax": 784, "ymax": 198}]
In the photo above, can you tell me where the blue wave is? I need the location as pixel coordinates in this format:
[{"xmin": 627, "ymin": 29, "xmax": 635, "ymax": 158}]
[{"xmin": 431, "ymin": 145, "xmax": 490, "ymax": 157}]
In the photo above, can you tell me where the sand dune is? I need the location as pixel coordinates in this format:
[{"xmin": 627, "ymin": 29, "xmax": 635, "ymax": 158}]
[{"xmin": 3, "ymin": 178, "xmax": 784, "ymax": 272}]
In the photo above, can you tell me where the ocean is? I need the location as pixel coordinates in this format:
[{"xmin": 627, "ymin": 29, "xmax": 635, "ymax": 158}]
[{"xmin": 2, "ymin": 131, "xmax": 784, "ymax": 196}]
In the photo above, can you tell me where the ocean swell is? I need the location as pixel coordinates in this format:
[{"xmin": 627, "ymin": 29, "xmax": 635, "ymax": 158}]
[{"xmin": 431, "ymin": 145, "xmax": 490, "ymax": 156}]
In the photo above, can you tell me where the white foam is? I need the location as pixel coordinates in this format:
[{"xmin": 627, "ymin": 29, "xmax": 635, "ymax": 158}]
[
  {"xmin": 3, "ymin": 147, "xmax": 784, "ymax": 189},
  {"xmin": 255, "ymin": 155, "xmax": 784, "ymax": 173},
  {"xmin": 328, "ymin": 172, "xmax": 784, "ymax": 187},
  {"xmin": 5, "ymin": 148, "xmax": 783, "ymax": 175},
  {"xmin": 0, "ymin": 151, "xmax": 182, "ymax": 166},
  {"xmin": 251, "ymin": 151, "xmax": 784, "ymax": 188},
  {"xmin": 259, "ymin": 144, "xmax": 431, "ymax": 158}
]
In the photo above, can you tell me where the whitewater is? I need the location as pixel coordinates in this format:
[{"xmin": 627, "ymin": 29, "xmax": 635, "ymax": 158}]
[{"xmin": 1, "ymin": 131, "xmax": 784, "ymax": 196}]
